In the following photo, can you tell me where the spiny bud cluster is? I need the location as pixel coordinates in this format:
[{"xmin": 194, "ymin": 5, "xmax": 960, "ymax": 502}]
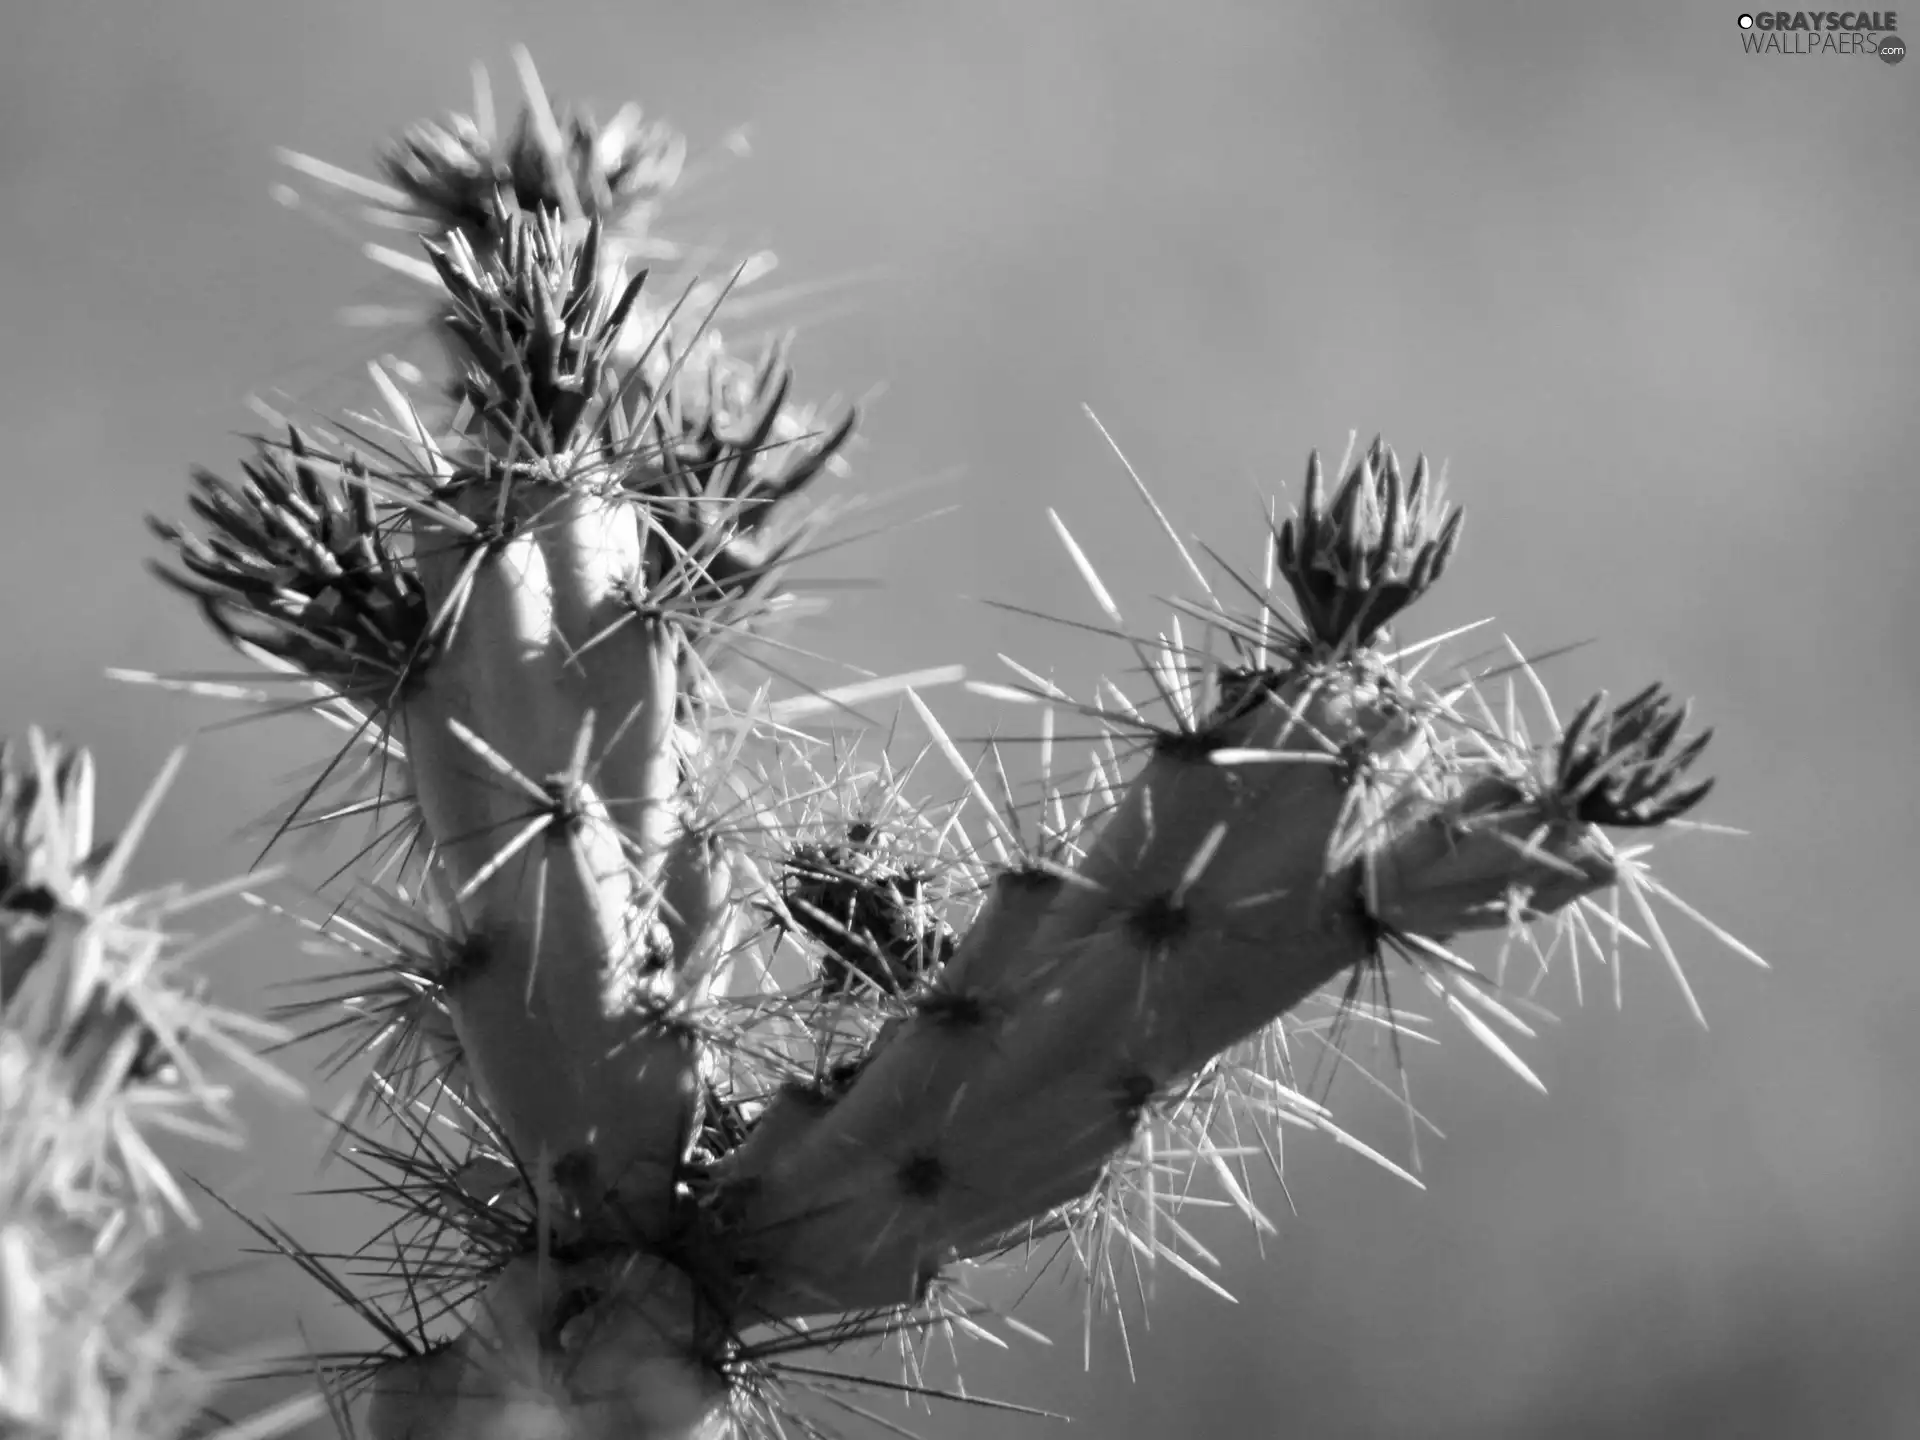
[{"xmin": 777, "ymin": 819, "xmax": 959, "ymax": 999}]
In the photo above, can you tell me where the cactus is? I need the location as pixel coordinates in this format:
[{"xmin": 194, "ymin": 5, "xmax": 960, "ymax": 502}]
[
  {"xmin": 0, "ymin": 735, "xmax": 309, "ymax": 1439},
  {"xmin": 3, "ymin": 48, "xmax": 1764, "ymax": 1440}
]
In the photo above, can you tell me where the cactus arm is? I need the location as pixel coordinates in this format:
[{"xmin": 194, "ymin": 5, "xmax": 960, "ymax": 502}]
[{"xmin": 399, "ymin": 480, "xmax": 698, "ymax": 1233}]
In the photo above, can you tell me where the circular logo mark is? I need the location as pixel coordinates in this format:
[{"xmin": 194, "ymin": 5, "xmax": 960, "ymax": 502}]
[
  {"xmin": 1880, "ymin": 34, "xmax": 1906, "ymax": 62},
  {"xmin": 1738, "ymin": 12, "xmax": 1755, "ymax": 26}
]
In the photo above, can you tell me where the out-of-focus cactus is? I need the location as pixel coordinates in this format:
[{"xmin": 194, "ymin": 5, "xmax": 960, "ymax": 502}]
[
  {"xmin": 124, "ymin": 48, "xmax": 1760, "ymax": 1440},
  {"xmin": 0, "ymin": 735, "xmax": 301, "ymax": 1440}
]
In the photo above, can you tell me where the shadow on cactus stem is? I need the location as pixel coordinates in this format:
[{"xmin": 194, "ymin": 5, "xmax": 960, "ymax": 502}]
[{"xmin": 96, "ymin": 46, "xmax": 1769, "ymax": 1440}]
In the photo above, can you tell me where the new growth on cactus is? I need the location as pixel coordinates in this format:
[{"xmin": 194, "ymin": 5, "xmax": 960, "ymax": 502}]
[{"xmin": 2, "ymin": 46, "xmax": 1765, "ymax": 1440}]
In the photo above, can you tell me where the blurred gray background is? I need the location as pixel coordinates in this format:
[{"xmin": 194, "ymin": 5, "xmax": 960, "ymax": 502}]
[{"xmin": 2, "ymin": 1, "xmax": 1917, "ymax": 1435}]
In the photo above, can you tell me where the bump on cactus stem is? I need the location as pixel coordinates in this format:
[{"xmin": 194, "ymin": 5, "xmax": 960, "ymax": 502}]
[{"xmin": 776, "ymin": 814, "xmax": 961, "ymax": 1000}]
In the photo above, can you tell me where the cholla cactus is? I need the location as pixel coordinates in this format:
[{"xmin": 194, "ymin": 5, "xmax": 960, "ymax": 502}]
[
  {"xmin": 94, "ymin": 47, "xmax": 1762, "ymax": 1440},
  {"xmin": 0, "ymin": 735, "xmax": 300, "ymax": 1440}
]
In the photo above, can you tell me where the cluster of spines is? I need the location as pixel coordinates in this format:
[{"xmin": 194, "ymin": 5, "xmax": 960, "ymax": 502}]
[
  {"xmin": 428, "ymin": 209, "xmax": 647, "ymax": 457},
  {"xmin": 777, "ymin": 821, "xmax": 959, "ymax": 1000},
  {"xmin": 150, "ymin": 432, "xmax": 426, "ymax": 696},
  {"xmin": 1557, "ymin": 684, "xmax": 1714, "ymax": 827},
  {"xmin": 1274, "ymin": 435, "xmax": 1464, "ymax": 656},
  {"xmin": 377, "ymin": 63, "xmax": 686, "ymax": 250}
]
